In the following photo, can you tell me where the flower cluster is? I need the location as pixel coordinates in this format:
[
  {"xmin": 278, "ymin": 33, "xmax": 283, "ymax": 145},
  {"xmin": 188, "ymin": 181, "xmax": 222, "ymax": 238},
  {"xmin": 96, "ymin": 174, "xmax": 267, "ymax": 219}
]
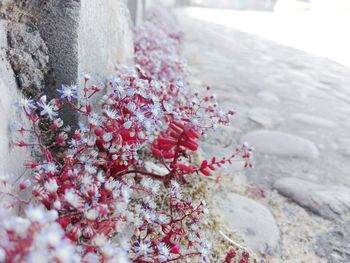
[
  {"xmin": 0, "ymin": 203, "xmax": 80, "ymax": 262},
  {"xmin": 1, "ymin": 5, "xmax": 253, "ymax": 263},
  {"xmin": 134, "ymin": 6, "xmax": 185, "ymax": 82},
  {"xmin": 224, "ymin": 248, "xmax": 252, "ymax": 263}
]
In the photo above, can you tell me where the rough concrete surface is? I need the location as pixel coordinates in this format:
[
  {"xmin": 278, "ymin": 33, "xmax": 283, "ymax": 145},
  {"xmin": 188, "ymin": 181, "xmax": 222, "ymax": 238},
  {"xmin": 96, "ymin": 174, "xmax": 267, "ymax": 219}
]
[
  {"xmin": 79, "ymin": 0, "xmax": 134, "ymax": 87},
  {"xmin": 7, "ymin": 23, "xmax": 49, "ymax": 98},
  {"xmin": 0, "ymin": 20, "xmax": 29, "ymax": 175}
]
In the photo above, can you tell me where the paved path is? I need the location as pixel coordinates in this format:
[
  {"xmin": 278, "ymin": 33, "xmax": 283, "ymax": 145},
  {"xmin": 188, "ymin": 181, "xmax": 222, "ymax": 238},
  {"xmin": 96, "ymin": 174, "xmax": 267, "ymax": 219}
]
[{"xmin": 177, "ymin": 8, "xmax": 350, "ymax": 188}]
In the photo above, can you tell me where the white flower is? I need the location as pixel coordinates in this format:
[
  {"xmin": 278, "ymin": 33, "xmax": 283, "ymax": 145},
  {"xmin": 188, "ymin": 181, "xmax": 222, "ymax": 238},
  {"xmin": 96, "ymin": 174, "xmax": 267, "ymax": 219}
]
[
  {"xmin": 84, "ymin": 165, "xmax": 97, "ymax": 175},
  {"xmin": 135, "ymin": 111, "xmax": 145, "ymax": 123},
  {"xmin": 102, "ymin": 132, "xmax": 113, "ymax": 142},
  {"xmin": 93, "ymin": 234, "xmax": 108, "ymax": 247},
  {"xmin": 43, "ymin": 162, "xmax": 58, "ymax": 174},
  {"xmin": 163, "ymin": 101, "xmax": 173, "ymax": 112},
  {"xmin": 103, "ymin": 106, "xmax": 118, "ymax": 119},
  {"xmin": 25, "ymin": 252, "xmax": 49, "ymax": 263},
  {"xmin": 36, "ymin": 95, "xmax": 58, "ymax": 119},
  {"xmin": 149, "ymin": 103, "xmax": 162, "ymax": 118},
  {"xmin": 8, "ymin": 217, "xmax": 31, "ymax": 237},
  {"xmin": 18, "ymin": 97, "xmax": 37, "ymax": 112},
  {"xmin": 134, "ymin": 241, "xmax": 153, "ymax": 259},
  {"xmin": 88, "ymin": 112, "xmax": 103, "ymax": 126},
  {"xmin": 103, "ymin": 247, "xmax": 129, "ymax": 263},
  {"xmin": 158, "ymin": 214, "xmax": 170, "ymax": 224},
  {"xmin": 113, "ymin": 84, "xmax": 125, "ymax": 94},
  {"xmin": 53, "ymin": 201, "xmax": 62, "ymax": 210},
  {"xmin": 157, "ymin": 243, "xmax": 169, "ymax": 262},
  {"xmin": 150, "ymin": 181, "xmax": 160, "ymax": 195},
  {"xmin": 97, "ymin": 171, "xmax": 106, "ymax": 183},
  {"xmin": 141, "ymin": 178, "xmax": 152, "ymax": 188},
  {"xmin": 81, "ymin": 175, "xmax": 93, "ymax": 186},
  {"xmin": 215, "ymin": 108, "xmax": 227, "ymax": 122},
  {"xmin": 143, "ymin": 119, "xmax": 154, "ymax": 131},
  {"xmin": 121, "ymin": 185, "xmax": 133, "ymax": 202},
  {"xmin": 64, "ymin": 190, "xmax": 84, "ymax": 209},
  {"xmin": 57, "ymin": 84, "xmax": 78, "ymax": 102},
  {"xmin": 126, "ymin": 102, "xmax": 137, "ymax": 112},
  {"xmin": 53, "ymin": 244, "xmax": 78, "ymax": 263},
  {"xmin": 83, "ymin": 252, "xmax": 99, "ymax": 263},
  {"xmin": 42, "ymin": 223, "xmax": 63, "ymax": 247},
  {"xmin": 26, "ymin": 205, "xmax": 46, "ymax": 223},
  {"xmin": 141, "ymin": 209, "xmax": 155, "ymax": 223},
  {"xmin": 104, "ymin": 179, "xmax": 116, "ymax": 192},
  {"xmin": 123, "ymin": 120, "xmax": 132, "ymax": 129},
  {"xmin": 82, "ymin": 73, "xmax": 91, "ymax": 80},
  {"xmin": 85, "ymin": 209, "xmax": 99, "ymax": 220},
  {"xmin": 44, "ymin": 179, "xmax": 58, "ymax": 192},
  {"xmin": 190, "ymin": 116, "xmax": 202, "ymax": 127}
]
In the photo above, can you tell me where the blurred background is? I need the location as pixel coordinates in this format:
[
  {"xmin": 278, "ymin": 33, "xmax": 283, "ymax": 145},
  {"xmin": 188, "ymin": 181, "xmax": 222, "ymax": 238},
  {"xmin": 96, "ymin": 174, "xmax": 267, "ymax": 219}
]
[
  {"xmin": 173, "ymin": 0, "xmax": 350, "ymax": 67},
  {"xmin": 160, "ymin": 1, "xmax": 350, "ymax": 261}
]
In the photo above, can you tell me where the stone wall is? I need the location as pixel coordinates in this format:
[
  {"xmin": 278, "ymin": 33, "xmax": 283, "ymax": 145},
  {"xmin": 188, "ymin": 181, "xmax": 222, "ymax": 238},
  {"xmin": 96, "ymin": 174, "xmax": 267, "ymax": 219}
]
[{"xmin": 0, "ymin": 0, "xmax": 135, "ymax": 176}]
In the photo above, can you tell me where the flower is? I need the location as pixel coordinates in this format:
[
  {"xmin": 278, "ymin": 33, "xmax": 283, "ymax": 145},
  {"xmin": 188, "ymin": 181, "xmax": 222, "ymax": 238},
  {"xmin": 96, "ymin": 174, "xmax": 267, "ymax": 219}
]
[
  {"xmin": 64, "ymin": 190, "xmax": 84, "ymax": 209},
  {"xmin": 134, "ymin": 241, "xmax": 153, "ymax": 259},
  {"xmin": 57, "ymin": 84, "xmax": 78, "ymax": 102},
  {"xmin": 123, "ymin": 120, "xmax": 132, "ymax": 129},
  {"xmin": 149, "ymin": 103, "xmax": 162, "ymax": 118},
  {"xmin": 43, "ymin": 162, "xmax": 58, "ymax": 174},
  {"xmin": 36, "ymin": 95, "xmax": 58, "ymax": 119},
  {"xmin": 93, "ymin": 234, "xmax": 108, "ymax": 247},
  {"xmin": 17, "ymin": 97, "xmax": 37, "ymax": 113},
  {"xmin": 82, "ymin": 73, "xmax": 92, "ymax": 81},
  {"xmin": 85, "ymin": 209, "xmax": 99, "ymax": 221},
  {"xmin": 126, "ymin": 102, "xmax": 137, "ymax": 112},
  {"xmin": 44, "ymin": 179, "xmax": 58, "ymax": 192},
  {"xmin": 88, "ymin": 112, "xmax": 103, "ymax": 126},
  {"xmin": 157, "ymin": 243, "xmax": 169, "ymax": 262},
  {"xmin": 103, "ymin": 106, "xmax": 119, "ymax": 119},
  {"xmin": 25, "ymin": 205, "xmax": 46, "ymax": 223}
]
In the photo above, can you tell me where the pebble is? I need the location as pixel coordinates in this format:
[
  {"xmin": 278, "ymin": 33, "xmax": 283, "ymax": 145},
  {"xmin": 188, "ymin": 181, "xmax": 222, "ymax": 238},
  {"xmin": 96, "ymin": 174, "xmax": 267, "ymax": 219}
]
[
  {"xmin": 241, "ymin": 130, "xmax": 319, "ymax": 158},
  {"xmin": 214, "ymin": 192, "xmax": 280, "ymax": 256},
  {"xmin": 291, "ymin": 113, "xmax": 337, "ymax": 128},
  {"xmin": 274, "ymin": 177, "xmax": 350, "ymax": 220}
]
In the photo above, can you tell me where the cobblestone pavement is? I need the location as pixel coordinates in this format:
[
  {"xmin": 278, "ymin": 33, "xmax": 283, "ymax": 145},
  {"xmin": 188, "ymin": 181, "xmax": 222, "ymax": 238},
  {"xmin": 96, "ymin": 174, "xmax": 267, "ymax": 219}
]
[{"xmin": 178, "ymin": 7, "xmax": 350, "ymax": 188}]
